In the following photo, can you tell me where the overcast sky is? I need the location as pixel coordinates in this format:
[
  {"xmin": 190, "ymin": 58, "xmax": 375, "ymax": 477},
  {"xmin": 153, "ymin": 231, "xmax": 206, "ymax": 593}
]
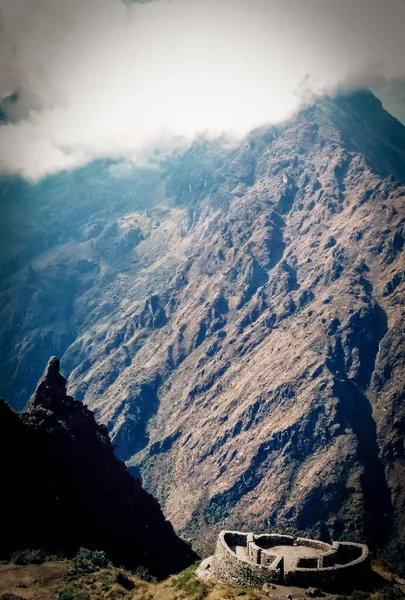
[{"xmin": 0, "ymin": 0, "xmax": 405, "ymax": 179}]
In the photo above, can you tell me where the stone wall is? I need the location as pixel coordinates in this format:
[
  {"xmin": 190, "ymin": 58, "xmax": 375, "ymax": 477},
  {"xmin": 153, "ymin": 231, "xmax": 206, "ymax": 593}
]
[
  {"xmin": 320, "ymin": 543, "xmax": 340, "ymax": 568},
  {"xmin": 261, "ymin": 551, "xmax": 278, "ymax": 567},
  {"xmin": 284, "ymin": 542, "xmax": 370, "ymax": 589},
  {"xmin": 295, "ymin": 537, "xmax": 332, "ymax": 552},
  {"xmin": 246, "ymin": 541, "xmax": 279, "ymax": 568},
  {"xmin": 297, "ymin": 557, "xmax": 318, "ymax": 568},
  {"xmin": 212, "ymin": 531, "xmax": 370, "ymax": 590},
  {"xmin": 247, "ymin": 541, "xmax": 262, "ymax": 564},
  {"xmin": 255, "ymin": 534, "xmax": 295, "ymax": 546},
  {"xmin": 212, "ymin": 531, "xmax": 283, "ymax": 587}
]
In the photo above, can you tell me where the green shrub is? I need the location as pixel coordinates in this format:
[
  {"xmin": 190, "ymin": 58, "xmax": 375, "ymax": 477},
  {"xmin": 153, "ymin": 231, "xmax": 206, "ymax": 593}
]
[
  {"xmin": 75, "ymin": 548, "xmax": 108, "ymax": 568},
  {"xmin": 132, "ymin": 565, "xmax": 158, "ymax": 583},
  {"xmin": 350, "ymin": 592, "xmax": 370, "ymax": 600},
  {"xmin": 58, "ymin": 590, "xmax": 74, "ymax": 600},
  {"xmin": 337, "ymin": 591, "xmax": 372, "ymax": 600},
  {"xmin": 57, "ymin": 589, "xmax": 90, "ymax": 600},
  {"xmin": 10, "ymin": 549, "xmax": 46, "ymax": 565},
  {"xmin": 381, "ymin": 541, "xmax": 405, "ymax": 577},
  {"xmin": 378, "ymin": 586, "xmax": 405, "ymax": 600},
  {"xmin": 10, "ymin": 551, "xmax": 28, "ymax": 566},
  {"xmin": 72, "ymin": 548, "xmax": 108, "ymax": 574}
]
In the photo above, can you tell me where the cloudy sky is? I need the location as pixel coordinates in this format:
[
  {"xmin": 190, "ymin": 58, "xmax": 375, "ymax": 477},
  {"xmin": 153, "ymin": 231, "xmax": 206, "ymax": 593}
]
[{"xmin": 0, "ymin": 0, "xmax": 405, "ymax": 179}]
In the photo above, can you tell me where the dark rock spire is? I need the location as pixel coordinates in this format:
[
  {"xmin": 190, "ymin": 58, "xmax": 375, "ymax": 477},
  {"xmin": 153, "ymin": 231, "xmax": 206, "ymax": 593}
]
[{"xmin": 27, "ymin": 356, "xmax": 71, "ymax": 412}]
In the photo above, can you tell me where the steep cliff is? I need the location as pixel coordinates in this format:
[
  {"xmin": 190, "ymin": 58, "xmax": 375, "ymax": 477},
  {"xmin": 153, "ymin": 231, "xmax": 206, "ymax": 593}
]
[
  {"xmin": 0, "ymin": 357, "xmax": 197, "ymax": 577},
  {"xmin": 0, "ymin": 89, "xmax": 404, "ymax": 557}
]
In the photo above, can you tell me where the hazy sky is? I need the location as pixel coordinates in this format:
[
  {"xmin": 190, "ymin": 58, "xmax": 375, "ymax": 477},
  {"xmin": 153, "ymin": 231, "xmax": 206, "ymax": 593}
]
[{"xmin": 0, "ymin": 0, "xmax": 405, "ymax": 179}]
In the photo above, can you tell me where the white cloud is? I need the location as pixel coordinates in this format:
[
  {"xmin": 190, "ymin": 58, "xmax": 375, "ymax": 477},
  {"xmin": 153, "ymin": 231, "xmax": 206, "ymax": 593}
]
[{"xmin": 0, "ymin": 0, "xmax": 404, "ymax": 179}]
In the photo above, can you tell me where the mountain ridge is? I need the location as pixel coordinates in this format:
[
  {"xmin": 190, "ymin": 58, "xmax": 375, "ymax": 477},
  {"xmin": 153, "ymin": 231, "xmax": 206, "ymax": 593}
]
[{"xmin": 0, "ymin": 88, "xmax": 404, "ymax": 558}]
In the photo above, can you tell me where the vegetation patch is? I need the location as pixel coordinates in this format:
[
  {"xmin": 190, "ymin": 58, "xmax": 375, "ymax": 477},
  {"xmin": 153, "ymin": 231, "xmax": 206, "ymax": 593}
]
[
  {"xmin": 132, "ymin": 566, "xmax": 158, "ymax": 583},
  {"xmin": 336, "ymin": 584, "xmax": 405, "ymax": 600},
  {"xmin": 378, "ymin": 585, "xmax": 405, "ymax": 600},
  {"xmin": 174, "ymin": 562, "xmax": 209, "ymax": 599},
  {"xmin": 57, "ymin": 589, "xmax": 90, "ymax": 600},
  {"xmin": 10, "ymin": 549, "xmax": 47, "ymax": 565},
  {"xmin": 380, "ymin": 542, "xmax": 405, "ymax": 578},
  {"xmin": 72, "ymin": 548, "xmax": 109, "ymax": 574}
]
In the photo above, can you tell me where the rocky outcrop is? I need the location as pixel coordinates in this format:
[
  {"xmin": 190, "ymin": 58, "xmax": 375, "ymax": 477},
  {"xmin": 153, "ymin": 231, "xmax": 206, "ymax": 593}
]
[{"xmin": 0, "ymin": 358, "xmax": 197, "ymax": 577}]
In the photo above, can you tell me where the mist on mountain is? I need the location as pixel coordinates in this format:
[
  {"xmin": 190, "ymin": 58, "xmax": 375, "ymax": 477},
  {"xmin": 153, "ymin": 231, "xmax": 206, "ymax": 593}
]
[{"xmin": 1, "ymin": 0, "xmax": 405, "ymax": 178}]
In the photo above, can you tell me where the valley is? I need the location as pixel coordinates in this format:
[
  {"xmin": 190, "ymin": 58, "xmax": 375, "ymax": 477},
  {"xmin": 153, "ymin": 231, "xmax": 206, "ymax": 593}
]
[{"xmin": 1, "ymin": 89, "xmax": 404, "ymax": 559}]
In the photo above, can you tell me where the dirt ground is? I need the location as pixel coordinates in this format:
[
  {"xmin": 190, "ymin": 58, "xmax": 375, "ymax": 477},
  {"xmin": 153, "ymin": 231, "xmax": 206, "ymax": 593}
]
[{"xmin": 0, "ymin": 562, "xmax": 70, "ymax": 599}]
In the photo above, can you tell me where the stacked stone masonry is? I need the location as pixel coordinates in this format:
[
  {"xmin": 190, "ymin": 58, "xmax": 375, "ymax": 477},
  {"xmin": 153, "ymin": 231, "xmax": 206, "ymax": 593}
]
[{"xmin": 212, "ymin": 531, "xmax": 370, "ymax": 588}]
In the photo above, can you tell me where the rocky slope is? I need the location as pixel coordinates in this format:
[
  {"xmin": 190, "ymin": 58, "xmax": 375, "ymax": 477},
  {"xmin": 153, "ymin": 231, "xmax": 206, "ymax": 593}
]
[
  {"xmin": 0, "ymin": 357, "xmax": 197, "ymax": 576},
  {"xmin": 0, "ymin": 89, "xmax": 404, "ymax": 557}
]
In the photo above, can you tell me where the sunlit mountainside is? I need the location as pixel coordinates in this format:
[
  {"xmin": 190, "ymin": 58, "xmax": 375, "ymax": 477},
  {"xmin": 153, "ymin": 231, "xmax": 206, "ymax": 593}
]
[{"xmin": 1, "ymin": 90, "xmax": 404, "ymax": 563}]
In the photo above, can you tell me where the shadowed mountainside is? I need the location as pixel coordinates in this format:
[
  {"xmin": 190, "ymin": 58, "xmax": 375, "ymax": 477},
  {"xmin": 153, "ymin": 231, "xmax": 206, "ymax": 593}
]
[
  {"xmin": 0, "ymin": 357, "xmax": 197, "ymax": 577},
  {"xmin": 0, "ymin": 89, "xmax": 404, "ymax": 557}
]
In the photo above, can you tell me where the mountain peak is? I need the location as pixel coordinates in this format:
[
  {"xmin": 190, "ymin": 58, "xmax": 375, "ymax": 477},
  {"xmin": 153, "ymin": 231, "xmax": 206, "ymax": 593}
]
[
  {"xmin": 319, "ymin": 86, "xmax": 405, "ymax": 183},
  {"xmin": 27, "ymin": 355, "xmax": 70, "ymax": 412},
  {"xmin": 332, "ymin": 87, "xmax": 382, "ymax": 106},
  {"xmin": 44, "ymin": 355, "xmax": 62, "ymax": 379}
]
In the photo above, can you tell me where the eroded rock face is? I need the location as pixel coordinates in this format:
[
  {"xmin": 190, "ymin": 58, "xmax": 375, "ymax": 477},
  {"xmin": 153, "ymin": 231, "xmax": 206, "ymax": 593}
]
[
  {"xmin": 0, "ymin": 358, "xmax": 197, "ymax": 577},
  {"xmin": 0, "ymin": 90, "xmax": 405, "ymax": 556}
]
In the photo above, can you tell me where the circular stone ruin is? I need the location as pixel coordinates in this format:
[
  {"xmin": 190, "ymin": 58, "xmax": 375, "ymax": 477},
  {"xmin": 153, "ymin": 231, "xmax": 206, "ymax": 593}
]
[{"xmin": 212, "ymin": 531, "xmax": 370, "ymax": 588}]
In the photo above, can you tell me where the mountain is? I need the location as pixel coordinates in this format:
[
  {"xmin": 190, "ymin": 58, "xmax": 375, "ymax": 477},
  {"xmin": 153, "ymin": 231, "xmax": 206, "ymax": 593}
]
[
  {"xmin": 0, "ymin": 89, "xmax": 404, "ymax": 558},
  {"xmin": 0, "ymin": 357, "xmax": 197, "ymax": 577}
]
